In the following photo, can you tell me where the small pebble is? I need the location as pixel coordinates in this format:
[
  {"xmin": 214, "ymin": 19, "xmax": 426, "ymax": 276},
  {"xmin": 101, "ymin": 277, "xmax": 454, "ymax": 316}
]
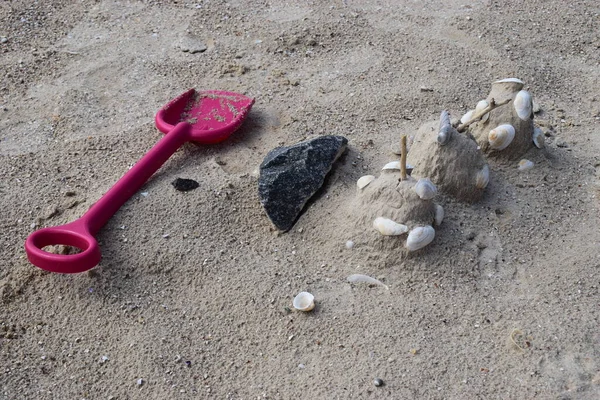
[
  {"xmin": 172, "ymin": 178, "xmax": 199, "ymax": 192},
  {"xmin": 374, "ymin": 378, "xmax": 384, "ymax": 387},
  {"xmin": 345, "ymin": 240, "xmax": 354, "ymax": 249},
  {"xmin": 298, "ymin": 363, "xmax": 305, "ymax": 369},
  {"xmin": 136, "ymin": 378, "xmax": 144, "ymax": 386}
]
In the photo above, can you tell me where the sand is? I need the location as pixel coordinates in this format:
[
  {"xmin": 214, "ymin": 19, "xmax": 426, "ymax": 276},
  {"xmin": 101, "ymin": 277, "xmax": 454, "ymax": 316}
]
[{"xmin": 1, "ymin": 1, "xmax": 599, "ymax": 399}]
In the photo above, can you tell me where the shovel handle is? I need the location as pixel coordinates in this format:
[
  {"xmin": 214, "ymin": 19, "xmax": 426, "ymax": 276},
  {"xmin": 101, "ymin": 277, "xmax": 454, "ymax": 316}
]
[{"xmin": 25, "ymin": 122, "xmax": 191, "ymax": 273}]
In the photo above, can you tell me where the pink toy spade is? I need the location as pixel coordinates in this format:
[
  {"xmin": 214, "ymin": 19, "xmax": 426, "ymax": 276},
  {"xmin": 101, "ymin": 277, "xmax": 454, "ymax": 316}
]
[{"xmin": 25, "ymin": 89, "xmax": 254, "ymax": 274}]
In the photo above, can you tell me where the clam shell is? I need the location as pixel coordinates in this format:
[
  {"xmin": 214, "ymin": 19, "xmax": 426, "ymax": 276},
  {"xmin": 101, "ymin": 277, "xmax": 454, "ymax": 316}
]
[
  {"xmin": 405, "ymin": 225, "xmax": 435, "ymax": 251},
  {"xmin": 414, "ymin": 178, "xmax": 437, "ymax": 200},
  {"xmin": 382, "ymin": 161, "xmax": 401, "ymax": 170},
  {"xmin": 434, "ymin": 204, "xmax": 444, "ymax": 226},
  {"xmin": 475, "ymin": 100, "xmax": 490, "ymax": 123},
  {"xmin": 533, "ymin": 127, "xmax": 545, "ymax": 148},
  {"xmin": 357, "ymin": 175, "xmax": 375, "ymax": 189},
  {"xmin": 460, "ymin": 110, "xmax": 475, "ymax": 124},
  {"xmin": 494, "ymin": 77, "xmax": 525, "ymax": 85},
  {"xmin": 475, "ymin": 165, "xmax": 490, "ymax": 189},
  {"xmin": 373, "ymin": 217, "xmax": 409, "ymax": 236},
  {"xmin": 293, "ymin": 292, "xmax": 315, "ymax": 312},
  {"xmin": 514, "ymin": 90, "xmax": 532, "ymax": 120},
  {"xmin": 518, "ymin": 159, "xmax": 534, "ymax": 171},
  {"xmin": 488, "ymin": 124, "xmax": 515, "ymax": 150}
]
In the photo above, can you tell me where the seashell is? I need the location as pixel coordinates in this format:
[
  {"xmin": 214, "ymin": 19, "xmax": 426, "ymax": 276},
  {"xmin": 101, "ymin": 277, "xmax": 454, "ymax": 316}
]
[
  {"xmin": 475, "ymin": 165, "xmax": 490, "ymax": 189},
  {"xmin": 488, "ymin": 124, "xmax": 515, "ymax": 150},
  {"xmin": 434, "ymin": 204, "xmax": 444, "ymax": 226},
  {"xmin": 493, "ymin": 77, "xmax": 525, "ymax": 85},
  {"xmin": 460, "ymin": 110, "xmax": 475, "ymax": 124},
  {"xmin": 382, "ymin": 161, "xmax": 401, "ymax": 170},
  {"xmin": 293, "ymin": 292, "xmax": 315, "ymax": 312},
  {"xmin": 405, "ymin": 225, "xmax": 435, "ymax": 251},
  {"xmin": 533, "ymin": 127, "xmax": 545, "ymax": 148},
  {"xmin": 414, "ymin": 178, "xmax": 437, "ymax": 200},
  {"xmin": 514, "ymin": 90, "xmax": 532, "ymax": 120},
  {"xmin": 439, "ymin": 110, "xmax": 451, "ymax": 128},
  {"xmin": 357, "ymin": 175, "xmax": 375, "ymax": 189},
  {"xmin": 437, "ymin": 125, "xmax": 452, "ymax": 145},
  {"xmin": 373, "ymin": 217, "xmax": 409, "ymax": 236},
  {"xmin": 475, "ymin": 99, "xmax": 490, "ymax": 123},
  {"xmin": 518, "ymin": 159, "xmax": 534, "ymax": 171},
  {"xmin": 347, "ymin": 274, "xmax": 389, "ymax": 289},
  {"xmin": 345, "ymin": 240, "xmax": 355, "ymax": 249}
]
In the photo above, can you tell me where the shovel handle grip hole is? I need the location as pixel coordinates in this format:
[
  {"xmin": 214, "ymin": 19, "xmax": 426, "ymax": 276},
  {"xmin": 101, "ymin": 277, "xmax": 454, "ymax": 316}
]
[{"xmin": 25, "ymin": 227, "xmax": 101, "ymax": 274}]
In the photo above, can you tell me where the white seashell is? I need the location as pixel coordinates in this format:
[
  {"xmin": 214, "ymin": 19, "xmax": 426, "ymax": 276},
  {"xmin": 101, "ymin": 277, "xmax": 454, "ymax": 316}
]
[
  {"xmin": 382, "ymin": 161, "xmax": 401, "ymax": 170},
  {"xmin": 460, "ymin": 110, "xmax": 475, "ymax": 124},
  {"xmin": 434, "ymin": 204, "xmax": 444, "ymax": 226},
  {"xmin": 494, "ymin": 78, "xmax": 524, "ymax": 85},
  {"xmin": 357, "ymin": 175, "xmax": 375, "ymax": 189},
  {"xmin": 475, "ymin": 100, "xmax": 490, "ymax": 123},
  {"xmin": 518, "ymin": 159, "xmax": 534, "ymax": 171},
  {"xmin": 405, "ymin": 225, "xmax": 435, "ymax": 251},
  {"xmin": 414, "ymin": 178, "xmax": 437, "ymax": 200},
  {"xmin": 345, "ymin": 240, "xmax": 355, "ymax": 249},
  {"xmin": 533, "ymin": 127, "xmax": 545, "ymax": 148},
  {"xmin": 488, "ymin": 124, "xmax": 515, "ymax": 150},
  {"xmin": 475, "ymin": 165, "xmax": 490, "ymax": 189},
  {"xmin": 293, "ymin": 292, "xmax": 315, "ymax": 312},
  {"xmin": 514, "ymin": 90, "xmax": 532, "ymax": 120},
  {"xmin": 373, "ymin": 217, "xmax": 408, "ymax": 236},
  {"xmin": 347, "ymin": 274, "xmax": 389, "ymax": 289}
]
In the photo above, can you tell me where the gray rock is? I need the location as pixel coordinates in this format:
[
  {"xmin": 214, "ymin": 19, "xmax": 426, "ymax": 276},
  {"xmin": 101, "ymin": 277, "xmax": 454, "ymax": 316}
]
[
  {"xmin": 258, "ymin": 135, "xmax": 348, "ymax": 231},
  {"xmin": 178, "ymin": 34, "xmax": 207, "ymax": 54}
]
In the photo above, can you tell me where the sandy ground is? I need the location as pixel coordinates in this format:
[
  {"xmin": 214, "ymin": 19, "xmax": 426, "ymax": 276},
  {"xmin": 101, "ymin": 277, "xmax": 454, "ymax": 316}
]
[{"xmin": 1, "ymin": 1, "xmax": 599, "ymax": 399}]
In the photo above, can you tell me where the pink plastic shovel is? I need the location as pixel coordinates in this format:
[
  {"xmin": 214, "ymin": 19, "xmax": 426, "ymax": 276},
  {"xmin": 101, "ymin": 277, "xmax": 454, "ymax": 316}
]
[{"xmin": 25, "ymin": 89, "xmax": 254, "ymax": 274}]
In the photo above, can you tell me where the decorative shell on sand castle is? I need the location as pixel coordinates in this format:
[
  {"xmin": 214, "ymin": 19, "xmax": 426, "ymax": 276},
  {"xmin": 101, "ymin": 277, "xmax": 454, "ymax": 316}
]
[
  {"xmin": 353, "ymin": 137, "xmax": 440, "ymax": 253},
  {"xmin": 407, "ymin": 110, "xmax": 490, "ymax": 203}
]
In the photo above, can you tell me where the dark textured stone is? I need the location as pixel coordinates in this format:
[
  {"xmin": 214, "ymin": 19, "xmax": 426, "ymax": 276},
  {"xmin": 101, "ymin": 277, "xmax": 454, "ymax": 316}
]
[
  {"xmin": 258, "ymin": 135, "xmax": 348, "ymax": 231},
  {"xmin": 172, "ymin": 178, "xmax": 199, "ymax": 192}
]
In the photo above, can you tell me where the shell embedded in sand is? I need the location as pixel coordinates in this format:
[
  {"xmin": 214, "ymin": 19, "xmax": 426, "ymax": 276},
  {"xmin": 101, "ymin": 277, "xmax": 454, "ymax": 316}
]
[
  {"xmin": 382, "ymin": 161, "xmax": 401, "ymax": 170},
  {"xmin": 405, "ymin": 225, "xmax": 435, "ymax": 251},
  {"xmin": 437, "ymin": 110, "xmax": 452, "ymax": 145},
  {"xmin": 475, "ymin": 165, "xmax": 490, "ymax": 189},
  {"xmin": 460, "ymin": 110, "xmax": 475, "ymax": 124},
  {"xmin": 518, "ymin": 159, "xmax": 534, "ymax": 171},
  {"xmin": 373, "ymin": 217, "xmax": 409, "ymax": 236},
  {"xmin": 357, "ymin": 175, "xmax": 375, "ymax": 189},
  {"xmin": 533, "ymin": 127, "xmax": 545, "ymax": 148},
  {"xmin": 414, "ymin": 178, "xmax": 437, "ymax": 200},
  {"xmin": 514, "ymin": 90, "xmax": 532, "ymax": 120},
  {"xmin": 475, "ymin": 100, "xmax": 490, "ymax": 123},
  {"xmin": 488, "ymin": 124, "xmax": 515, "ymax": 150},
  {"xmin": 293, "ymin": 292, "xmax": 315, "ymax": 311},
  {"xmin": 434, "ymin": 204, "xmax": 444, "ymax": 226},
  {"xmin": 494, "ymin": 77, "xmax": 525, "ymax": 85}
]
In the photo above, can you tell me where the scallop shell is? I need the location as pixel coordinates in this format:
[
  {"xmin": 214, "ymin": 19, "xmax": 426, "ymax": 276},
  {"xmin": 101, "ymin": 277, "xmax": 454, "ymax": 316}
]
[
  {"xmin": 460, "ymin": 110, "xmax": 475, "ymax": 124},
  {"xmin": 405, "ymin": 225, "xmax": 435, "ymax": 251},
  {"xmin": 475, "ymin": 99, "xmax": 490, "ymax": 123},
  {"xmin": 518, "ymin": 159, "xmax": 534, "ymax": 171},
  {"xmin": 533, "ymin": 127, "xmax": 545, "ymax": 148},
  {"xmin": 357, "ymin": 175, "xmax": 375, "ymax": 189},
  {"xmin": 434, "ymin": 204, "xmax": 444, "ymax": 226},
  {"xmin": 488, "ymin": 124, "xmax": 515, "ymax": 150},
  {"xmin": 414, "ymin": 178, "xmax": 437, "ymax": 200},
  {"xmin": 475, "ymin": 165, "xmax": 490, "ymax": 189},
  {"xmin": 514, "ymin": 90, "xmax": 532, "ymax": 120},
  {"xmin": 293, "ymin": 292, "xmax": 315, "ymax": 312},
  {"xmin": 373, "ymin": 217, "xmax": 409, "ymax": 236}
]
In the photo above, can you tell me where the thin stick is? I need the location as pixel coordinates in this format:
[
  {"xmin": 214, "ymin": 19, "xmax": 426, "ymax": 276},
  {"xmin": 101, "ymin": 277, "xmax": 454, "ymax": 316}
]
[
  {"xmin": 400, "ymin": 135, "xmax": 407, "ymax": 181},
  {"xmin": 456, "ymin": 97, "xmax": 511, "ymax": 133}
]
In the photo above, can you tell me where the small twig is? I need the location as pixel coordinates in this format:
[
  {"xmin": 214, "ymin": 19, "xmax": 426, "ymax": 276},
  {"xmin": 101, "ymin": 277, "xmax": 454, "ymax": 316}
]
[
  {"xmin": 400, "ymin": 135, "xmax": 407, "ymax": 181},
  {"xmin": 456, "ymin": 97, "xmax": 511, "ymax": 133}
]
